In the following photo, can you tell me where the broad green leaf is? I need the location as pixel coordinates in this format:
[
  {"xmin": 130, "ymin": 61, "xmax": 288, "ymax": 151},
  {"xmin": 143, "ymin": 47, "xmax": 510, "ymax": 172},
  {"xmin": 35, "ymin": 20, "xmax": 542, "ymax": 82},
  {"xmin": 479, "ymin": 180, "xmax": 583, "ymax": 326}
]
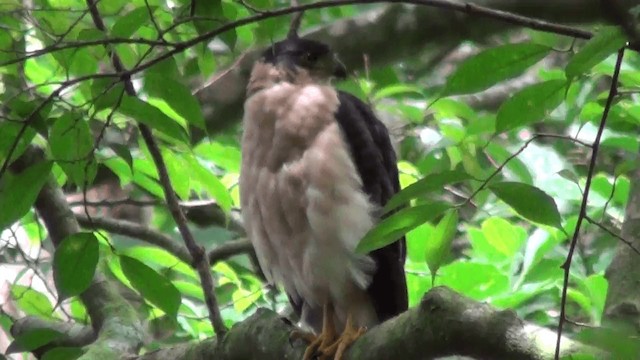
[
  {"xmin": 41, "ymin": 347, "xmax": 83, "ymax": 360},
  {"xmin": 438, "ymin": 261, "xmax": 509, "ymax": 300},
  {"xmin": 50, "ymin": 114, "xmax": 97, "ymax": 186},
  {"xmin": 7, "ymin": 329, "xmax": 61, "ymax": 353},
  {"xmin": 431, "ymin": 98, "xmax": 477, "ymax": 122},
  {"xmin": 193, "ymin": 0, "xmax": 237, "ymax": 49},
  {"xmin": 576, "ymin": 327, "xmax": 640, "ymax": 359},
  {"xmin": 425, "ymin": 209, "xmax": 458, "ymax": 281},
  {"xmin": 91, "ymin": 78, "xmax": 126, "ymax": 111},
  {"xmin": 186, "ymin": 155, "xmax": 233, "ymax": 214},
  {"xmin": 566, "ymin": 27, "xmax": 626, "ymax": 79},
  {"xmin": 496, "ymin": 80, "xmax": 567, "ymax": 132},
  {"xmin": 481, "ymin": 217, "xmax": 527, "ymax": 258},
  {"xmin": 384, "ymin": 170, "xmax": 472, "ymax": 212},
  {"xmin": 120, "ymin": 255, "xmax": 181, "ymax": 317},
  {"xmin": 118, "ymin": 96, "xmax": 189, "ymax": 144},
  {"xmin": 111, "ymin": 6, "xmax": 156, "ymax": 38},
  {"xmin": 356, "ymin": 202, "xmax": 451, "ymax": 254},
  {"xmin": 582, "ymin": 274, "xmax": 608, "ymax": 324},
  {"xmin": 442, "ymin": 43, "xmax": 551, "ymax": 96},
  {"xmin": 109, "ymin": 143, "xmax": 133, "ymax": 171},
  {"xmin": 144, "ymin": 74, "xmax": 206, "ymax": 129},
  {"xmin": 518, "ymin": 229, "xmax": 563, "ymax": 285},
  {"xmin": 53, "ymin": 233, "xmax": 99, "ymax": 301},
  {"xmin": 0, "ymin": 122, "xmax": 36, "ymax": 165},
  {"xmin": 0, "ymin": 161, "xmax": 52, "ymax": 230},
  {"xmin": 601, "ymin": 136, "xmax": 640, "ymax": 153},
  {"xmin": 173, "ymin": 281, "xmax": 205, "ymax": 300},
  {"xmin": 195, "ymin": 141, "xmax": 241, "ymax": 173},
  {"xmin": 489, "ymin": 182, "xmax": 563, "ymax": 229},
  {"xmin": 373, "ymin": 84, "xmax": 424, "ymax": 101},
  {"xmin": 161, "ymin": 149, "xmax": 190, "ymax": 200},
  {"xmin": 406, "ymin": 222, "xmax": 433, "ymax": 263},
  {"xmin": 124, "ymin": 246, "xmax": 197, "ymax": 281},
  {"xmin": 11, "ymin": 285, "xmax": 54, "ymax": 318}
]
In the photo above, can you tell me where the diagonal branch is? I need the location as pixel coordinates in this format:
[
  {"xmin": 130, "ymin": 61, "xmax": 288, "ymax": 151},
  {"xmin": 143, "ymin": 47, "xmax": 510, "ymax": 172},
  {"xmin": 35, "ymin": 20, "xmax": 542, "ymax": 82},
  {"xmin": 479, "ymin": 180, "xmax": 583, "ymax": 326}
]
[{"xmin": 83, "ymin": 0, "xmax": 227, "ymax": 337}]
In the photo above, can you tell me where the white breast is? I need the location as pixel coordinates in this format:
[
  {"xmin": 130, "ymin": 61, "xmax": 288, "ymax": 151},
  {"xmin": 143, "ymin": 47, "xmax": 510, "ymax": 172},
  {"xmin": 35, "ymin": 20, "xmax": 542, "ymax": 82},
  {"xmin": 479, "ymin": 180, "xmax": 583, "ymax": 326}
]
[{"xmin": 240, "ymin": 82, "xmax": 378, "ymax": 330}]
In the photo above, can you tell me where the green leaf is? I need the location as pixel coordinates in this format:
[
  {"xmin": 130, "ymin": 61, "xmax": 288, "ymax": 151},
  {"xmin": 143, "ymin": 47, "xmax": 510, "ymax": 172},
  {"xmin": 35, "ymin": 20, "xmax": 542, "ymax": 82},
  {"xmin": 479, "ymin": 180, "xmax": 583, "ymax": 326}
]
[
  {"xmin": 111, "ymin": 6, "xmax": 156, "ymax": 38},
  {"xmin": 10, "ymin": 285, "xmax": 54, "ymax": 318},
  {"xmin": 161, "ymin": 149, "xmax": 190, "ymax": 200},
  {"xmin": 91, "ymin": 78, "xmax": 126, "ymax": 111},
  {"xmin": 583, "ymin": 274, "xmax": 608, "ymax": 324},
  {"xmin": 186, "ymin": 155, "xmax": 233, "ymax": 214},
  {"xmin": 0, "ymin": 161, "xmax": 52, "ymax": 230},
  {"xmin": 7, "ymin": 329, "xmax": 61, "ymax": 353},
  {"xmin": 384, "ymin": 170, "xmax": 472, "ymax": 212},
  {"xmin": 425, "ymin": 209, "xmax": 458, "ymax": 281},
  {"xmin": 496, "ymin": 80, "xmax": 567, "ymax": 133},
  {"xmin": 109, "ymin": 143, "xmax": 134, "ymax": 171},
  {"xmin": 0, "ymin": 122, "xmax": 36, "ymax": 165},
  {"xmin": 49, "ymin": 114, "xmax": 97, "ymax": 186},
  {"xmin": 118, "ymin": 96, "xmax": 189, "ymax": 144},
  {"xmin": 193, "ymin": 0, "xmax": 238, "ymax": 49},
  {"xmin": 53, "ymin": 233, "xmax": 99, "ymax": 301},
  {"xmin": 489, "ymin": 182, "xmax": 563, "ymax": 229},
  {"xmin": 566, "ymin": 27, "xmax": 626, "ymax": 79},
  {"xmin": 439, "ymin": 261, "xmax": 509, "ymax": 300},
  {"xmin": 442, "ymin": 43, "xmax": 551, "ymax": 96},
  {"xmin": 481, "ymin": 217, "xmax": 527, "ymax": 258},
  {"xmin": 119, "ymin": 255, "xmax": 181, "ymax": 317},
  {"xmin": 195, "ymin": 141, "xmax": 241, "ymax": 173},
  {"xmin": 373, "ymin": 84, "xmax": 424, "ymax": 101},
  {"xmin": 144, "ymin": 74, "xmax": 206, "ymax": 129},
  {"xmin": 406, "ymin": 222, "xmax": 433, "ymax": 263},
  {"xmin": 42, "ymin": 347, "xmax": 83, "ymax": 360},
  {"xmin": 356, "ymin": 202, "xmax": 451, "ymax": 254}
]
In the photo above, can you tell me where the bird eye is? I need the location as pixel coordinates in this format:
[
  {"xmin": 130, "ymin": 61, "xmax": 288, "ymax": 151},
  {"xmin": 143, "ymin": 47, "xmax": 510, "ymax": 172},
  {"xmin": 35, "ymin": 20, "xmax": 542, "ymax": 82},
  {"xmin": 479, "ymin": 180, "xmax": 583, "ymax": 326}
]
[{"xmin": 304, "ymin": 52, "xmax": 318, "ymax": 62}]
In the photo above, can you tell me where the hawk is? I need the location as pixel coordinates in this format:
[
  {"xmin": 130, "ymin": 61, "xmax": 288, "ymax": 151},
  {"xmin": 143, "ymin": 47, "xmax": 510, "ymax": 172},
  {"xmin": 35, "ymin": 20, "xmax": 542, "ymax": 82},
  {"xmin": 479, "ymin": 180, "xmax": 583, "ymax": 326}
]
[{"xmin": 240, "ymin": 36, "xmax": 408, "ymax": 359}]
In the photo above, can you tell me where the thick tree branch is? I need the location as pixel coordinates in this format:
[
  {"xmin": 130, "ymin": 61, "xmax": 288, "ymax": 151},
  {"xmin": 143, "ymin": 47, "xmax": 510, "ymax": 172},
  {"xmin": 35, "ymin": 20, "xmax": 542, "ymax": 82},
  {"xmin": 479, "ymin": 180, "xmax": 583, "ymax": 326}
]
[
  {"xmin": 134, "ymin": 287, "xmax": 599, "ymax": 360},
  {"xmin": 10, "ymin": 147, "xmax": 144, "ymax": 359}
]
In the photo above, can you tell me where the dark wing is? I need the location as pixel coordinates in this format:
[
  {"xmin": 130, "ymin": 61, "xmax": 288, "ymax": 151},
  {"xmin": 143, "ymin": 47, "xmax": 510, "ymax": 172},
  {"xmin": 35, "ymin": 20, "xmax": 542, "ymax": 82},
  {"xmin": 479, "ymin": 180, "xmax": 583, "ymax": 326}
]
[{"xmin": 334, "ymin": 91, "xmax": 408, "ymax": 321}]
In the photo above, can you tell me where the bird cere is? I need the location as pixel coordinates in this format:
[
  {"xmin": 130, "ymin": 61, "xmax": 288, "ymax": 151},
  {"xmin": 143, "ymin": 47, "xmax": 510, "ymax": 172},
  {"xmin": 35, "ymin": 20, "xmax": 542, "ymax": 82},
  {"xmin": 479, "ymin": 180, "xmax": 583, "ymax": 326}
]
[{"xmin": 239, "ymin": 20, "xmax": 408, "ymax": 360}]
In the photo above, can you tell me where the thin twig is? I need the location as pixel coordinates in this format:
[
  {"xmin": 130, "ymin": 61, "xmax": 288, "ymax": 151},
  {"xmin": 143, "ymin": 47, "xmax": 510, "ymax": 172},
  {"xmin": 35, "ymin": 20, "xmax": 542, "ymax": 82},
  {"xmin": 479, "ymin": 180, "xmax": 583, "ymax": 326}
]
[
  {"xmin": 554, "ymin": 48, "xmax": 626, "ymax": 360},
  {"xmin": 584, "ymin": 215, "xmax": 640, "ymax": 256},
  {"xmin": 0, "ymin": 0, "xmax": 604, "ymax": 183},
  {"xmin": 84, "ymin": 0, "xmax": 227, "ymax": 337}
]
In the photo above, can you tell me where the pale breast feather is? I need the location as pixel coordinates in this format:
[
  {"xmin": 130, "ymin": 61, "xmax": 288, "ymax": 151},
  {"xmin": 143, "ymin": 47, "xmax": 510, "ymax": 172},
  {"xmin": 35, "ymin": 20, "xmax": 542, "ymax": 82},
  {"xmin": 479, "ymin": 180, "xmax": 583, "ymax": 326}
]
[{"xmin": 240, "ymin": 83, "xmax": 379, "ymax": 309}]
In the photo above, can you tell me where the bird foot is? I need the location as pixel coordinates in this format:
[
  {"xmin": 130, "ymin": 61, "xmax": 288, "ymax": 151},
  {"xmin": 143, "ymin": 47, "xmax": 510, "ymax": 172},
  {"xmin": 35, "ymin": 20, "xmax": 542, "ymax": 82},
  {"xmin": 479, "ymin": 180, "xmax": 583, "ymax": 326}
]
[
  {"xmin": 289, "ymin": 328, "xmax": 337, "ymax": 360},
  {"xmin": 330, "ymin": 322, "xmax": 367, "ymax": 360}
]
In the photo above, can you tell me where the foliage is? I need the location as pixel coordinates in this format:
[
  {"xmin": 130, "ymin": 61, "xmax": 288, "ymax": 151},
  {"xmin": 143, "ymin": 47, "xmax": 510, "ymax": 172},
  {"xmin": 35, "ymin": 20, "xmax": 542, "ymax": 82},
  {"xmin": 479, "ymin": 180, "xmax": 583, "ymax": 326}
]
[{"xmin": 0, "ymin": 1, "xmax": 639, "ymax": 359}]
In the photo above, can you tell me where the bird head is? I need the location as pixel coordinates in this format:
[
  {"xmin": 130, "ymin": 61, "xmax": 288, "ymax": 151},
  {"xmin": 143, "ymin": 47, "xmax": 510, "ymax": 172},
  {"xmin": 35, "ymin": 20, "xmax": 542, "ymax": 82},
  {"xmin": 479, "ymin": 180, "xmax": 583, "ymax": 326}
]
[{"xmin": 260, "ymin": 38, "xmax": 347, "ymax": 83}]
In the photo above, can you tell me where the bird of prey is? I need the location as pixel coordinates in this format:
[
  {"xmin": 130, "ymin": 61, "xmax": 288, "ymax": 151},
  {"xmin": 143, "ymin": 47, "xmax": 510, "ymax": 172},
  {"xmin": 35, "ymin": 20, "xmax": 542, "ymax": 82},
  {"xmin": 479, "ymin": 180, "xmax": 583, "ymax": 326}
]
[{"xmin": 240, "ymin": 36, "xmax": 408, "ymax": 359}]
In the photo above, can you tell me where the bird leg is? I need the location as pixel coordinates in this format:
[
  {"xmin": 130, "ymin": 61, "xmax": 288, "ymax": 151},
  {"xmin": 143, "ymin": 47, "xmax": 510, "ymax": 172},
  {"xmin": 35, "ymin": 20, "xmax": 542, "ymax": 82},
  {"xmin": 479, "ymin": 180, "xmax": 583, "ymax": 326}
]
[
  {"xmin": 325, "ymin": 312, "xmax": 367, "ymax": 360},
  {"xmin": 290, "ymin": 302, "xmax": 338, "ymax": 360}
]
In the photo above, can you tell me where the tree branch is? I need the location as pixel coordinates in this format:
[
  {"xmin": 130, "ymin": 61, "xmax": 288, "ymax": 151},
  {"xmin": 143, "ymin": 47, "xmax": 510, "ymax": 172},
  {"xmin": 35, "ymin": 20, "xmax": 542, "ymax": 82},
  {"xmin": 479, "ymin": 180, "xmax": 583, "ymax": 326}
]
[
  {"xmin": 134, "ymin": 287, "xmax": 600, "ymax": 360},
  {"xmin": 84, "ymin": 0, "xmax": 227, "ymax": 336},
  {"xmin": 195, "ymin": 0, "xmax": 631, "ymax": 135},
  {"xmin": 9, "ymin": 147, "xmax": 144, "ymax": 359},
  {"xmin": 556, "ymin": 48, "xmax": 625, "ymax": 359}
]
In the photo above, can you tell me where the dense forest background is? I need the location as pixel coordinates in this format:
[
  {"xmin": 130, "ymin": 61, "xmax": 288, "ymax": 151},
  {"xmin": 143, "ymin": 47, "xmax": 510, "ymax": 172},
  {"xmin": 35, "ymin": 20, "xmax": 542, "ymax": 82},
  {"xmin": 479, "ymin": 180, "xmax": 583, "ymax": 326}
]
[{"xmin": 1, "ymin": 0, "xmax": 640, "ymax": 359}]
